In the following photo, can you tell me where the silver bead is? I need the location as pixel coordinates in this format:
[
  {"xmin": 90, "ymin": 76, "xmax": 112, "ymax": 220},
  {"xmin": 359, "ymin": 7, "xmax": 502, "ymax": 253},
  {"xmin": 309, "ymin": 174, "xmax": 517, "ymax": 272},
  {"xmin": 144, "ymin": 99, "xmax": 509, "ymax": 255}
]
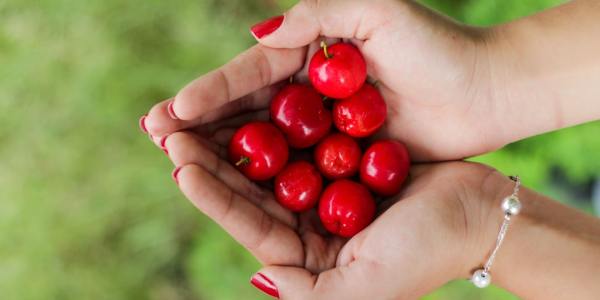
[
  {"xmin": 502, "ymin": 195, "xmax": 521, "ymax": 215},
  {"xmin": 471, "ymin": 269, "xmax": 491, "ymax": 288}
]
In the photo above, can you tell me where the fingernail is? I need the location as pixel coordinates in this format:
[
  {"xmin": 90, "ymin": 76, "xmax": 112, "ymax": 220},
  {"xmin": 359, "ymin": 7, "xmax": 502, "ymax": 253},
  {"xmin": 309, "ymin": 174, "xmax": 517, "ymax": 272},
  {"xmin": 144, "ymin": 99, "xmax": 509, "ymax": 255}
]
[
  {"xmin": 160, "ymin": 135, "xmax": 169, "ymax": 154},
  {"xmin": 172, "ymin": 166, "xmax": 182, "ymax": 185},
  {"xmin": 139, "ymin": 114, "xmax": 148, "ymax": 133},
  {"xmin": 250, "ymin": 15, "xmax": 284, "ymax": 39},
  {"xmin": 167, "ymin": 101, "xmax": 179, "ymax": 120},
  {"xmin": 250, "ymin": 273, "xmax": 279, "ymax": 299}
]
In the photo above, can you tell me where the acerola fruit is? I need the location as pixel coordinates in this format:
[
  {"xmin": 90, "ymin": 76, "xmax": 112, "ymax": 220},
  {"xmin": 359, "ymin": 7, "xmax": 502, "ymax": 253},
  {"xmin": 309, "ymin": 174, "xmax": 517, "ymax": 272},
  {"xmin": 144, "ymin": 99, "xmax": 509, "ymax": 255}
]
[
  {"xmin": 228, "ymin": 121, "xmax": 289, "ymax": 181},
  {"xmin": 314, "ymin": 133, "xmax": 361, "ymax": 179},
  {"xmin": 270, "ymin": 84, "xmax": 331, "ymax": 148},
  {"xmin": 333, "ymin": 84, "xmax": 387, "ymax": 138},
  {"xmin": 309, "ymin": 42, "xmax": 367, "ymax": 99},
  {"xmin": 360, "ymin": 140, "xmax": 410, "ymax": 196},
  {"xmin": 318, "ymin": 179, "xmax": 376, "ymax": 237},
  {"xmin": 274, "ymin": 161, "xmax": 323, "ymax": 212}
]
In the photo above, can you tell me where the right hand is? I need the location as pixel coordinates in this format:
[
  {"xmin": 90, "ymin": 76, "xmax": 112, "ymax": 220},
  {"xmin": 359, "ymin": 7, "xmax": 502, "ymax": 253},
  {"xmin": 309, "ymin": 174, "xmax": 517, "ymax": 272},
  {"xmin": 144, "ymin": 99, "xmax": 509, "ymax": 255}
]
[{"xmin": 143, "ymin": 0, "xmax": 512, "ymax": 162}]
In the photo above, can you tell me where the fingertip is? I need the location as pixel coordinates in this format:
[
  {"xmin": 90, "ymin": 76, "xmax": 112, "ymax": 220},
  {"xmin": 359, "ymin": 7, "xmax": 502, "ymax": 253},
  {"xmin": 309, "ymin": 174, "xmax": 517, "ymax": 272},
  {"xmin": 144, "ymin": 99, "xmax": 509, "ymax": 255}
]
[
  {"xmin": 167, "ymin": 100, "xmax": 179, "ymax": 120},
  {"xmin": 171, "ymin": 165, "xmax": 183, "ymax": 185},
  {"xmin": 138, "ymin": 114, "xmax": 148, "ymax": 133},
  {"xmin": 250, "ymin": 272, "xmax": 280, "ymax": 299},
  {"xmin": 145, "ymin": 98, "xmax": 186, "ymax": 136},
  {"xmin": 250, "ymin": 15, "xmax": 285, "ymax": 40}
]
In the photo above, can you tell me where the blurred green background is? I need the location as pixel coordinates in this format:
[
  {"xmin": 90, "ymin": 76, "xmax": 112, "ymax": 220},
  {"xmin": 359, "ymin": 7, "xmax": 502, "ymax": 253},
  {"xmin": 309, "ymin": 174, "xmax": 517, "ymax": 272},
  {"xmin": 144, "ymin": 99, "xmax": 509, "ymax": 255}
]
[{"xmin": 2, "ymin": 0, "xmax": 599, "ymax": 299}]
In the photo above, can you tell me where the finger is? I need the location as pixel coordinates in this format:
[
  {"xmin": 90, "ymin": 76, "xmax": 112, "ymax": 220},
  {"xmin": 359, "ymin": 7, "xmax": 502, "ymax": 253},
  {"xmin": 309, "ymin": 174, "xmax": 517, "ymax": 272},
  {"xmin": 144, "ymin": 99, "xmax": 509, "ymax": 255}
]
[
  {"xmin": 144, "ymin": 98, "xmax": 201, "ymax": 137},
  {"xmin": 253, "ymin": 260, "xmax": 377, "ymax": 300},
  {"xmin": 175, "ymin": 163, "xmax": 303, "ymax": 266},
  {"xmin": 166, "ymin": 131, "xmax": 296, "ymax": 228},
  {"xmin": 194, "ymin": 109, "xmax": 270, "ymax": 137},
  {"xmin": 149, "ymin": 102, "xmax": 270, "ymax": 149},
  {"xmin": 252, "ymin": 0, "xmax": 394, "ymax": 48},
  {"xmin": 171, "ymin": 45, "xmax": 305, "ymax": 121},
  {"xmin": 150, "ymin": 129, "xmax": 223, "ymax": 157},
  {"xmin": 146, "ymin": 84, "xmax": 279, "ymax": 137}
]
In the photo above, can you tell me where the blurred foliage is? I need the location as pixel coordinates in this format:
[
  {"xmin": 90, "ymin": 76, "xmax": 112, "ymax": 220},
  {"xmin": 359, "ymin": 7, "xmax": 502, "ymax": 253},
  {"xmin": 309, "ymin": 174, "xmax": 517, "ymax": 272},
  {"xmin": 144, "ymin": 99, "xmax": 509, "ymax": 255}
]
[{"xmin": 1, "ymin": 0, "xmax": 596, "ymax": 299}]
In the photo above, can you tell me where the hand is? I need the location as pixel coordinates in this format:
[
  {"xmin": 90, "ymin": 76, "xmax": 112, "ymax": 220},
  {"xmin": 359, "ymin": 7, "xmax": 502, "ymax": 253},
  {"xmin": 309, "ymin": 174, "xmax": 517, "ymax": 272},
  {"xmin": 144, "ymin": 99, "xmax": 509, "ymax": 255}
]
[
  {"xmin": 161, "ymin": 123, "xmax": 512, "ymax": 299},
  {"xmin": 142, "ymin": 0, "xmax": 511, "ymax": 161}
]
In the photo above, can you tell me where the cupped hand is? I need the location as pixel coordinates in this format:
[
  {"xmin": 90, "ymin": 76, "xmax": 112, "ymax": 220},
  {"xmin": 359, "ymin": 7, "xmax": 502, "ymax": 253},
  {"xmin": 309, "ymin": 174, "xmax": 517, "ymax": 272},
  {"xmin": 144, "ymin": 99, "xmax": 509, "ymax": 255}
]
[
  {"xmin": 162, "ymin": 125, "xmax": 513, "ymax": 299},
  {"xmin": 143, "ymin": 0, "xmax": 509, "ymax": 161}
]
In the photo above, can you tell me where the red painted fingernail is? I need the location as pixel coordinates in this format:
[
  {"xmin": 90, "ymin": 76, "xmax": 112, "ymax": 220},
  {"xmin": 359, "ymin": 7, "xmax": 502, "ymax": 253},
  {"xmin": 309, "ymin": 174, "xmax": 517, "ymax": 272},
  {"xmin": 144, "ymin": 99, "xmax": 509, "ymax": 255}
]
[
  {"xmin": 160, "ymin": 135, "xmax": 169, "ymax": 152},
  {"xmin": 250, "ymin": 15, "xmax": 284, "ymax": 39},
  {"xmin": 250, "ymin": 273, "xmax": 279, "ymax": 299},
  {"xmin": 167, "ymin": 101, "xmax": 179, "ymax": 120},
  {"xmin": 171, "ymin": 166, "xmax": 182, "ymax": 184},
  {"xmin": 139, "ymin": 114, "xmax": 148, "ymax": 133}
]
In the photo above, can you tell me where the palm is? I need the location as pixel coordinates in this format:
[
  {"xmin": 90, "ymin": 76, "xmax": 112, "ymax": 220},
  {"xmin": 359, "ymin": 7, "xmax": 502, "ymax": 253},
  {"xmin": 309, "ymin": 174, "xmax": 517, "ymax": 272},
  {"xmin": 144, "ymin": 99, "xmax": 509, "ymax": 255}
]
[
  {"xmin": 153, "ymin": 36, "xmax": 483, "ymax": 272},
  {"xmin": 357, "ymin": 24, "xmax": 498, "ymax": 161},
  {"xmin": 166, "ymin": 117, "xmax": 350, "ymax": 273},
  {"xmin": 167, "ymin": 122, "xmax": 483, "ymax": 295}
]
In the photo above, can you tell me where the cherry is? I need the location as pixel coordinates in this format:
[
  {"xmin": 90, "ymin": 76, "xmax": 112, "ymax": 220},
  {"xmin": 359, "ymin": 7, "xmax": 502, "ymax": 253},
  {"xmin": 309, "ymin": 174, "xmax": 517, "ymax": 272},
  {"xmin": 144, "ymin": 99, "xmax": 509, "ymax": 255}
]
[
  {"xmin": 228, "ymin": 121, "xmax": 289, "ymax": 181},
  {"xmin": 270, "ymin": 84, "xmax": 332, "ymax": 148},
  {"xmin": 333, "ymin": 84, "xmax": 387, "ymax": 138},
  {"xmin": 318, "ymin": 179, "xmax": 376, "ymax": 238},
  {"xmin": 274, "ymin": 161, "xmax": 323, "ymax": 212},
  {"xmin": 308, "ymin": 42, "xmax": 367, "ymax": 99},
  {"xmin": 314, "ymin": 133, "xmax": 361, "ymax": 179},
  {"xmin": 360, "ymin": 140, "xmax": 410, "ymax": 196}
]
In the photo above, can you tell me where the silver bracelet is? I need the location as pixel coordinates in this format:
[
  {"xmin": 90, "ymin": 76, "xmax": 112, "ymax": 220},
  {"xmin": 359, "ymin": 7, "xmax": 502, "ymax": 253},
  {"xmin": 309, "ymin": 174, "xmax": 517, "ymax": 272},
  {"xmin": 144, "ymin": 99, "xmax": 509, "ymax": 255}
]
[{"xmin": 471, "ymin": 175, "xmax": 522, "ymax": 288}]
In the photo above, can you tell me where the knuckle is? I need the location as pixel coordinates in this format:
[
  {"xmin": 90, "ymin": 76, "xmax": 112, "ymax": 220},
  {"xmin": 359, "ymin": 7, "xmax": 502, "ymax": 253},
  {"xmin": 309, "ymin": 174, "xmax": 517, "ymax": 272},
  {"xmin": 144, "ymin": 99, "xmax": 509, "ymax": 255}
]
[{"xmin": 254, "ymin": 47, "xmax": 273, "ymax": 87}]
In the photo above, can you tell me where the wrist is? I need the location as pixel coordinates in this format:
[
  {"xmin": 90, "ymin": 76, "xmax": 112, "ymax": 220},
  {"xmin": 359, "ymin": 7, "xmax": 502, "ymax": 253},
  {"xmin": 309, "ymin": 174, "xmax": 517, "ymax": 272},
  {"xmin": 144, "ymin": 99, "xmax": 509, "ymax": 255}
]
[
  {"xmin": 456, "ymin": 169, "xmax": 517, "ymax": 278},
  {"xmin": 481, "ymin": 2, "xmax": 600, "ymax": 145},
  {"xmin": 462, "ymin": 172, "xmax": 600, "ymax": 298}
]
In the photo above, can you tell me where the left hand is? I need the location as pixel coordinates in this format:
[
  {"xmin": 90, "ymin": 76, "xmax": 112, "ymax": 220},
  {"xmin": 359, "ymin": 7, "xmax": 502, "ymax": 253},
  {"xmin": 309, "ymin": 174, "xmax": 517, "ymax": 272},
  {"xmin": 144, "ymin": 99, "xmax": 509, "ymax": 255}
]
[{"xmin": 159, "ymin": 121, "xmax": 514, "ymax": 299}]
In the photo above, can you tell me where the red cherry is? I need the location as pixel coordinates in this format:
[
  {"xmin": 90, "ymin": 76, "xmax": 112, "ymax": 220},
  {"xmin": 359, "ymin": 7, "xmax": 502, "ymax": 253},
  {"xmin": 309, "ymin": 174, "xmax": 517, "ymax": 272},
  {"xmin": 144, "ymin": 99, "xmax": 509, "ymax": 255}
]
[
  {"xmin": 274, "ymin": 161, "xmax": 323, "ymax": 212},
  {"xmin": 360, "ymin": 140, "xmax": 410, "ymax": 196},
  {"xmin": 318, "ymin": 180, "xmax": 376, "ymax": 237},
  {"xmin": 270, "ymin": 84, "xmax": 332, "ymax": 148},
  {"xmin": 314, "ymin": 133, "xmax": 361, "ymax": 179},
  {"xmin": 228, "ymin": 121, "xmax": 289, "ymax": 181},
  {"xmin": 308, "ymin": 42, "xmax": 367, "ymax": 99},
  {"xmin": 333, "ymin": 84, "xmax": 387, "ymax": 138}
]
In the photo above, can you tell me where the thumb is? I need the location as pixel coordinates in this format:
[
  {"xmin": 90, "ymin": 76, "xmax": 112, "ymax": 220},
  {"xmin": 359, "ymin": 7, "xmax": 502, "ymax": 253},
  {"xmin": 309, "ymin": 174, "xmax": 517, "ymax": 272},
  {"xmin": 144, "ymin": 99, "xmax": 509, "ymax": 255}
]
[
  {"xmin": 250, "ymin": 262, "xmax": 374, "ymax": 300},
  {"xmin": 250, "ymin": 0, "xmax": 392, "ymax": 48}
]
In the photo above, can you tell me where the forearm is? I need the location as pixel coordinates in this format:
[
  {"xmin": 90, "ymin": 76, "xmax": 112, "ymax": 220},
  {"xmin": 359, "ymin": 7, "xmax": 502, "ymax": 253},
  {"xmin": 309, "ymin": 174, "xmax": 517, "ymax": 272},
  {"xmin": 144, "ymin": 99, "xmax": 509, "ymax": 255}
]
[
  {"xmin": 490, "ymin": 0, "xmax": 600, "ymax": 144},
  {"xmin": 482, "ymin": 181, "xmax": 600, "ymax": 299}
]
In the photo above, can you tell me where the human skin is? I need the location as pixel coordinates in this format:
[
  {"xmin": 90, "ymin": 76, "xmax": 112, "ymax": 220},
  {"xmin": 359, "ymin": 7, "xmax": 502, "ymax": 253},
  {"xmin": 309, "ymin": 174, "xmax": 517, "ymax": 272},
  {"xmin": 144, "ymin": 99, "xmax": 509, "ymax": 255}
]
[
  {"xmin": 139, "ymin": 0, "xmax": 600, "ymax": 298},
  {"xmin": 162, "ymin": 129, "xmax": 600, "ymax": 299},
  {"xmin": 142, "ymin": 0, "xmax": 600, "ymax": 161}
]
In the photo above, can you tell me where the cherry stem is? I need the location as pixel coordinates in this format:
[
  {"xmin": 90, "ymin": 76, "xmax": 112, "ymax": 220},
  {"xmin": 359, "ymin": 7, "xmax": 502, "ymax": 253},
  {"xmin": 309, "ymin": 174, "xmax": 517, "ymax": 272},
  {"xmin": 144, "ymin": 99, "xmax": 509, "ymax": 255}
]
[
  {"xmin": 235, "ymin": 156, "xmax": 250, "ymax": 166},
  {"xmin": 321, "ymin": 41, "xmax": 332, "ymax": 59},
  {"xmin": 289, "ymin": 76, "xmax": 294, "ymax": 84},
  {"xmin": 322, "ymin": 96, "xmax": 329, "ymax": 102}
]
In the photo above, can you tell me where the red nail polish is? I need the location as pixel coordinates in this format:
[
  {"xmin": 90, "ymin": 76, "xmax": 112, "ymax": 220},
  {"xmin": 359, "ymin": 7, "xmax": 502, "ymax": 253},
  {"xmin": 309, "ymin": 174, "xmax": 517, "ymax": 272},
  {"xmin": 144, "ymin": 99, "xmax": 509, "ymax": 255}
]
[
  {"xmin": 250, "ymin": 15, "xmax": 284, "ymax": 39},
  {"xmin": 172, "ymin": 166, "xmax": 182, "ymax": 184},
  {"xmin": 167, "ymin": 101, "xmax": 179, "ymax": 120},
  {"xmin": 250, "ymin": 273, "xmax": 279, "ymax": 299},
  {"xmin": 160, "ymin": 135, "xmax": 169, "ymax": 150},
  {"xmin": 139, "ymin": 114, "xmax": 148, "ymax": 133}
]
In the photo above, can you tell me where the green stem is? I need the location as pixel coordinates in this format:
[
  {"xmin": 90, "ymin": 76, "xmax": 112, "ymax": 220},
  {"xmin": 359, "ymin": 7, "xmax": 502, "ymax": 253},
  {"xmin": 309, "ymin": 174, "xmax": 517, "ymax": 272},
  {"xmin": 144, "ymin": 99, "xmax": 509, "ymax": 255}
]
[
  {"xmin": 235, "ymin": 156, "xmax": 250, "ymax": 167},
  {"xmin": 321, "ymin": 41, "xmax": 332, "ymax": 59}
]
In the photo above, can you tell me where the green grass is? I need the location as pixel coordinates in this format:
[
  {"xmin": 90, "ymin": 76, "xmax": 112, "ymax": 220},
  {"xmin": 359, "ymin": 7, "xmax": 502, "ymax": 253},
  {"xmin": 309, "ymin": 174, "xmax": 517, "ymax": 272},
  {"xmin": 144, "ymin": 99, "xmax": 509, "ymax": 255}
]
[{"xmin": 1, "ymin": 0, "xmax": 596, "ymax": 299}]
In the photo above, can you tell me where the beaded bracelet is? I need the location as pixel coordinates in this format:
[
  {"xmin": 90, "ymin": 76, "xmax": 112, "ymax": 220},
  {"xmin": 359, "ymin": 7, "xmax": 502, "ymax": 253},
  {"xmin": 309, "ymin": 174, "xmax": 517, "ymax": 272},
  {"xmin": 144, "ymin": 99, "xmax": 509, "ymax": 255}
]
[{"xmin": 471, "ymin": 175, "xmax": 522, "ymax": 288}]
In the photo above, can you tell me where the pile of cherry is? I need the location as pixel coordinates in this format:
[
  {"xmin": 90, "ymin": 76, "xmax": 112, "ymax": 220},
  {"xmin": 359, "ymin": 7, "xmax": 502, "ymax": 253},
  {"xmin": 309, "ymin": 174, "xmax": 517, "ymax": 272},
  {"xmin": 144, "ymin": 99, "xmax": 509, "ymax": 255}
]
[{"xmin": 228, "ymin": 42, "xmax": 410, "ymax": 238}]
